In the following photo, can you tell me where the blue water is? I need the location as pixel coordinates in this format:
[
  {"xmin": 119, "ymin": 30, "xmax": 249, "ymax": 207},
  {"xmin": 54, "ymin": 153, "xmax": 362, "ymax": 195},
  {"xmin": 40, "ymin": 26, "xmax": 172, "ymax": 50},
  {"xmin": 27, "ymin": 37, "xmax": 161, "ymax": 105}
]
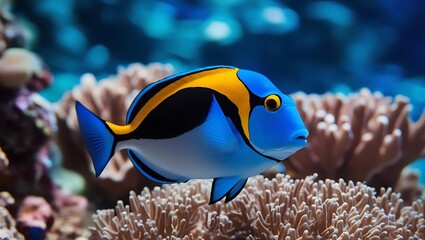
[{"xmin": 12, "ymin": 0, "xmax": 425, "ymax": 180}]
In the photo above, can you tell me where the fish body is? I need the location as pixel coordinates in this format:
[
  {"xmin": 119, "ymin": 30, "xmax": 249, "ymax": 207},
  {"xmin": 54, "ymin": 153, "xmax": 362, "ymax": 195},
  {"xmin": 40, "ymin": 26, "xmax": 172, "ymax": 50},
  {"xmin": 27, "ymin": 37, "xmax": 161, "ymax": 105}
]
[{"xmin": 76, "ymin": 66, "xmax": 308, "ymax": 203}]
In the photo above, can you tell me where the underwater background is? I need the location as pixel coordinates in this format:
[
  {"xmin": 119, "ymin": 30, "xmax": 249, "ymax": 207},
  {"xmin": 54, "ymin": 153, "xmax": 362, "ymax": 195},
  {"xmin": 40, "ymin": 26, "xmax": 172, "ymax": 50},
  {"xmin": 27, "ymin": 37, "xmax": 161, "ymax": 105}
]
[
  {"xmin": 1, "ymin": 0, "xmax": 425, "ymax": 239},
  {"xmin": 13, "ymin": 0, "xmax": 425, "ymax": 177}
]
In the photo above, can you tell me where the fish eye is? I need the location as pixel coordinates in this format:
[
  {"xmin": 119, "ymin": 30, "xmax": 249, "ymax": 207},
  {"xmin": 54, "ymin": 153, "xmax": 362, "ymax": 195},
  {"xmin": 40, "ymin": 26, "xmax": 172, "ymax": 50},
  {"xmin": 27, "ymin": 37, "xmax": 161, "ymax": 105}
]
[{"xmin": 264, "ymin": 94, "xmax": 281, "ymax": 112}]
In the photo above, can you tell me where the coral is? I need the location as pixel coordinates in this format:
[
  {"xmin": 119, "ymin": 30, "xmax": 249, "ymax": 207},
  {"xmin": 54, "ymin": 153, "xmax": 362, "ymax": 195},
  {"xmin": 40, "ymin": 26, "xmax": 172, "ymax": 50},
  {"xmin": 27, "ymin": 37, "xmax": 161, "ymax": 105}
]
[
  {"xmin": 0, "ymin": 48, "xmax": 43, "ymax": 89},
  {"xmin": 56, "ymin": 63, "xmax": 173, "ymax": 204},
  {"xmin": 0, "ymin": 1, "xmax": 57, "ymax": 206},
  {"xmin": 12, "ymin": 189, "xmax": 89, "ymax": 240},
  {"xmin": 0, "ymin": 192, "xmax": 24, "ymax": 240},
  {"xmin": 47, "ymin": 195, "xmax": 90, "ymax": 239},
  {"xmin": 0, "ymin": 192, "xmax": 14, "ymax": 208},
  {"xmin": 281, "ymin": 88, "xmax": 425, "ymax": 189},
  {"xmin": 90, "ymin": 174, "xmax": 425, "ymax": 239},
  {"xmin": 9, "ymin": 177, "xmax": 90, "ymax": 240},
  {"xmin": 0, "ymin": 207, "xmax": 24, "ymax": 240},
  {"xmin": 395, "ymin": 169, "xmax": 425, "ymax": 205},
  {"xmin": 90, "ymin": 183, "xmax": 208, "ymax": 239},
  {"xmin": 0, "ymin": 87, "xmax": 58, "ymax": 201},
  {"xmin": 16, "ymin": 196, "xmax": 53, "ymax": 233},
  {"xmin": 0, "ymin": 2, "xmax": 51, "ymax": 92},
  {"xmin": 0, "ymin": 7, "xmax": 87, "ymax": 239}
]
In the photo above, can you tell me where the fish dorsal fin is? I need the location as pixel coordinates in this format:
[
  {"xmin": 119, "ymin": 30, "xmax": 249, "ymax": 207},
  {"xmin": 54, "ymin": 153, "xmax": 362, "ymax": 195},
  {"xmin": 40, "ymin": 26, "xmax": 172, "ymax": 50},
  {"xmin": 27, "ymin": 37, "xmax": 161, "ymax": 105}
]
[
  {"xmin": 210, "ymin": 176, "xmax": 241, "ymax": 204},
  {"xmin": 202, "ymin": 96, "xmax": 239, "ymax": 153},
  {"xmin": 126, "ymin": 65, "xmax": 235, "ymax": 124}
]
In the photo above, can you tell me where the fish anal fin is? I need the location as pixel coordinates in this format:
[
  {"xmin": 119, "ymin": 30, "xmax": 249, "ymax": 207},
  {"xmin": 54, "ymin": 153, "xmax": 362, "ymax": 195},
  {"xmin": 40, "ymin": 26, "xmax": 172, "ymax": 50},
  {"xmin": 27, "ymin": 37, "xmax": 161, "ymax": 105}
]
[
  {"xmin": 225, "ymin": 178, "xmax": 248, "ymax": 203},
  {"xmin": 127, "ymin": 150, "xmax": 183, "ymax": 184},
  {"xmin": 209, "ymin": 176, "xmax": 240, "ymax": 204}
]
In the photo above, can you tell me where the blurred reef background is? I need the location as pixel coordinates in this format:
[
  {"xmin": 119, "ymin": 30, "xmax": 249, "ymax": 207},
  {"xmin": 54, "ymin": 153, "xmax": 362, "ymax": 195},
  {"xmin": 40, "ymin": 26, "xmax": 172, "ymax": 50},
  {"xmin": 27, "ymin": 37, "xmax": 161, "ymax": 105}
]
[
  {"xmin": 13, "ymin": 0, "xmax": 425, "ymax": 180},
  {"xmin": 1, "ymin": 0, "xmax": 425, "ymax": 239},
  {"xmin": 13, "ymin": 0, "xmax": 425, "ymax": 113}
]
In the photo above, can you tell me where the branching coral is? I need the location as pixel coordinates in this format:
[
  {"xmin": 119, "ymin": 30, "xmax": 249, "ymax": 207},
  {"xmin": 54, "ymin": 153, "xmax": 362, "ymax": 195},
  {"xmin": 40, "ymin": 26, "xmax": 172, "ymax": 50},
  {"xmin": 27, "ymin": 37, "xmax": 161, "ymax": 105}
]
[
  {"xmin": 282, "ymin": 88, "xmax": 425, "ymax": 190},
  {"xmin": 90, "ymin": 174, "xmax": 425, "ymax": 239},
  {"xmin": 56, "ymin": 63, "xmax": 173, "ymax": 203}
]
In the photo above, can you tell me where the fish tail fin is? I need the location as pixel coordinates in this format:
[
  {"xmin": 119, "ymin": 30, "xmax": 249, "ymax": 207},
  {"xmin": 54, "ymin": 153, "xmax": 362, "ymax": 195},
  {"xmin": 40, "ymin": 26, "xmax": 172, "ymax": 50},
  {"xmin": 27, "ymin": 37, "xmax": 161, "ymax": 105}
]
[{"xmin": 75, "ymin": 101, "xmax": 116, "ymax": 177}]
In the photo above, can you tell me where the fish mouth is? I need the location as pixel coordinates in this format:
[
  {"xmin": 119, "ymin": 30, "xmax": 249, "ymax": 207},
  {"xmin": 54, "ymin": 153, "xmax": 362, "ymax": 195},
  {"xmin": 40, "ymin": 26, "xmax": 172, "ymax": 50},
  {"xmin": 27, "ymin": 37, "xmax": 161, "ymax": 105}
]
[
  {"xmin": 287, "ymin": 131, "xmax": 308, "ymax": 148},
  {"xmin": 265, "ymin": 129, "xmax": 309, "ymax": 161}
]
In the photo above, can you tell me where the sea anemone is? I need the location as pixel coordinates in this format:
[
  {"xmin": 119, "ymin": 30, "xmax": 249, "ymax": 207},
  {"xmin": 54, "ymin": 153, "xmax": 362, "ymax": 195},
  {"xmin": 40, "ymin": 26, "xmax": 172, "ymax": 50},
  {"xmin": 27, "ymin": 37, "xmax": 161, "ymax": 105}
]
[{"xmin": 90, "ymin": 174, "xmax": 425, "ymax": 239}]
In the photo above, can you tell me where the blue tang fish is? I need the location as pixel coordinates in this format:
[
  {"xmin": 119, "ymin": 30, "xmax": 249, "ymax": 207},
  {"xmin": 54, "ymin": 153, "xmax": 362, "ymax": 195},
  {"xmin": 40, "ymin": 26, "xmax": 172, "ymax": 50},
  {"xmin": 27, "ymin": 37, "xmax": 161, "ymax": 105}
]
[{"xmin": 76, "ymin": 66, "xmax": 308, "ymax": 203}]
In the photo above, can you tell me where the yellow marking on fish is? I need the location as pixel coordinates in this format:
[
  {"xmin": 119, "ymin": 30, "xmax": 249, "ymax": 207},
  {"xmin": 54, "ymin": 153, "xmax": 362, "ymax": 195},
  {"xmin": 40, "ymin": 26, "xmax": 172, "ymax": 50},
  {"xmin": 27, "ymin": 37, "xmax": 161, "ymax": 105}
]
[{"xmin": 106, "ymin": 67, "xmax": 252, "ymax": 140}]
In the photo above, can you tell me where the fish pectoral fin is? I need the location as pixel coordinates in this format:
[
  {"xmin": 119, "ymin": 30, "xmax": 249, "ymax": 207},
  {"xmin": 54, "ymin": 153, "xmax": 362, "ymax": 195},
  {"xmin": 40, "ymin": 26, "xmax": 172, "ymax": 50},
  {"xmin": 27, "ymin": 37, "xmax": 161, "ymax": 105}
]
[
  {"xmin": 210, "ymin": 176, "xmax": 242, "ymax": 204},
  {"xmin": 202, "ymin": 96, "xmax": 239, "ymax": 153}
]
